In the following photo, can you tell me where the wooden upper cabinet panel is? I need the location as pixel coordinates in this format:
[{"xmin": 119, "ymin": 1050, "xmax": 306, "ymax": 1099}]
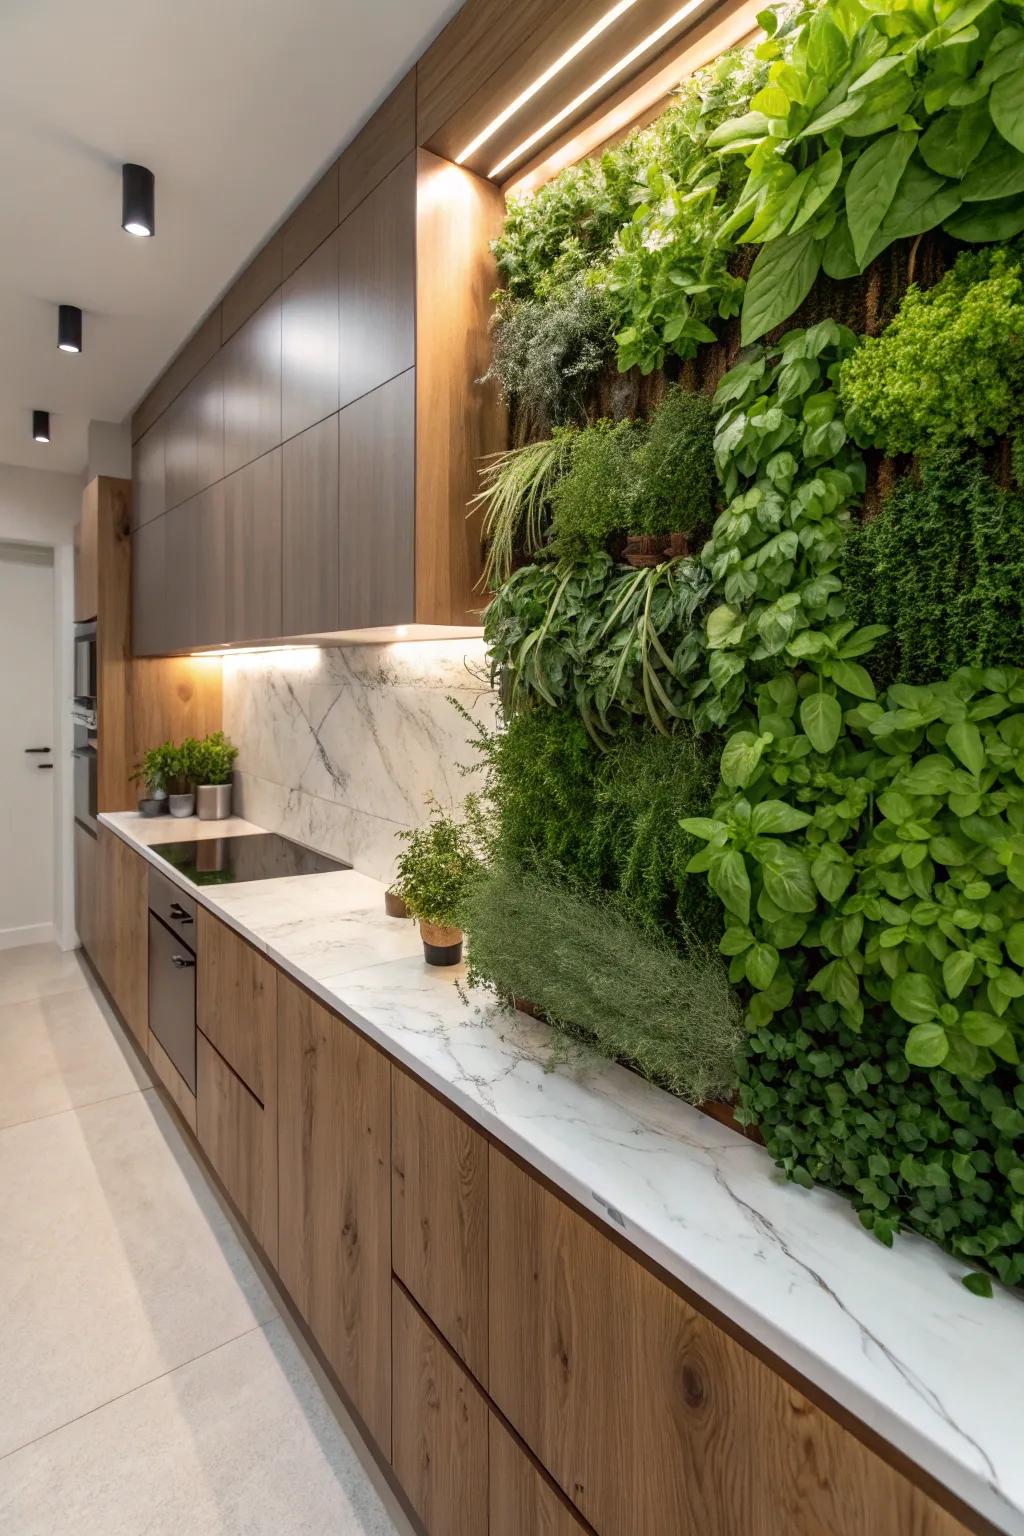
[
  {"xmin": 194, "ymin": 354, "xmax": 224, "ymax": 493},
  {"xmin": 281, "ymin": 164, "xmax": 340, "ymax": 279},
  {"xmin": 282, "ymin": 412, "xmax": 339, "ymax": 636},
  {"xmin": 338, "ymin": 369, "xmax": 415, "ymax": 630},
  {"xmin": 131, "ymin": 309, "xmax": 221, "ymax": 442},
  {"xmin": 338, "ymin": 69, "xmax": 416, "ymax": 221},
  {"xmin": 222, "ymin": 292, "xmax": 282, "ymax": 476},
  {"xmin": 224, "ymin": 448, "xmax": 282, "ymax": 644},
  {"xmin": 163, "ymin": 498, "xmax": 198, "ymax": 653},
  {"xmin": 488, "ymin": 1150, "xmax": 971, "ymax": 1536},
  {"xmin": 277, "ymin": 977, "xmax": 392, "ymax": 1453},
  {"xmin": 132, "ymin": 513, "xmax": 168, "ymax": 657},
  {"xmin": 163, "ymin": 383, "xmax": 199, "ymax": 510},
  {"xmin": 391, "ymin": 1284, "xmax": 489, "ymax": 1536},
  {"xmin": 282, "ymin": 230, "xmax": 339, "ymax": 442},
  {"xmin": 221, "ymin": 232, "xmax": 284, "ymax": 343},
  {"xmin": 193, "ymin": 479, "xmax": 227, "ymax": 648},
  {"xmin": 489, "ymin": 1417, "xmax": 589, "ymax": 1536},
  {"xmin": 196, "ymin": 907, "xmax": 277, "ymax": 1103},
  {"xmin": 75, "ymin": 481, "xmax": 99, "ymax": 622},
  {"xmin": 338, "ymin": 153, "xmax": 415, "ymax": 410},
  {"xmin": 391, "ymin": 1068, "xmax": 489, "ymax": 1384},
  {"xmin": 132, "ymin": 419, "xmax": 165, "ymax": 530}
]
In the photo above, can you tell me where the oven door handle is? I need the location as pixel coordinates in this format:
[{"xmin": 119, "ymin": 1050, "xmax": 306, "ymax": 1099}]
[
  {"xmin": 170, "ymin": 954, "xmax": 196, "ymax": 969},
  {"xmin": 169, "ymin": 903, "xmax": 194, "ymax": 925}
]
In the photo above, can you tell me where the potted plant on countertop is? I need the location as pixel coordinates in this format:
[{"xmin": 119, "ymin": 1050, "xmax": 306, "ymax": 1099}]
[
  {"xmin": 192, "ymin": 730, "xmax": 239, "ymax": 821},
  {"xmin": 132, "ymin": 743, "xmax": 176, "ymax": 816},
  {"xmin": 167, "ymin": 739, "xmax": 199, "ymax": 818},
  {"xmin": 394, "ymin": 800, "xmax": 482, "ymax": 966}
]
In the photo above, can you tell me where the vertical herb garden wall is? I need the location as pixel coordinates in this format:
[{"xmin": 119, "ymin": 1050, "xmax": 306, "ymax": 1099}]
[{"xmin": 460, "ymin": 0, "xmax": 1024, "ymax": 1294}]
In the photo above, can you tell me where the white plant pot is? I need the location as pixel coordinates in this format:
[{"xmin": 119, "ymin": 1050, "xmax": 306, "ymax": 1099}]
[{"xmin": 169, "ymin": 792, "xmax": 195, "ymax": 818}]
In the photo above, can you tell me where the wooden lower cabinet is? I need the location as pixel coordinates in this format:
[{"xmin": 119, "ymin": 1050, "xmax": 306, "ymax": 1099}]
[
  {"xmin": 488, "ymin": 1151, "xmax": 969, "ymax": 1536},
  {"xmin": 277, "ymin": 975, "xmax": 392, "ymax": 1452},
  {"xmin": 391, "ymin": 1068, "xmax": 489, "ymax": 1383},
  {"xmin": 95, "ymin": 827, "xmax": 148, "ymax": 1049},
  {"xmin": 392, "ymin": 1283, "xmax": 489, "ymax": 1536},
  {"xmin": 196, "ymin": 1031, "xmax": 277, "ymax": 1262},
  {"xmin": 489, "ymin": 1415, "xmax": 588, "ymax": 1536},
  {"xmin": 74, "ymin": 823, "xmax": 97, "ymax": 963},
  {"xmin": 197, "ymin": 908, "xmax": 276, "ymax": 1102}
]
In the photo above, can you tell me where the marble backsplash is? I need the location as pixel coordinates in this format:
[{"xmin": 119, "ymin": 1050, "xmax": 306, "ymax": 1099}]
[{"xmin": 222, "ymin": 639, "xmax": 498, "ymax": 886}]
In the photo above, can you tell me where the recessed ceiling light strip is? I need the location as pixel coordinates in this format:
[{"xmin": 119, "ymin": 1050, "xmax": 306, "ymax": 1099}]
[{"xmin": 489, "ymin": 0, "xmax": 706, "ymax": 179}]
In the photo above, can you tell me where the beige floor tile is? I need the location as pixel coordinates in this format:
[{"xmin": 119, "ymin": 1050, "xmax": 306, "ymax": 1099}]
[
  {"xmin": 0, "ymin": 984, "xmax": 147, "ymax": 1129},
  {"xmin": 0, "ymin": 1089, "xmax": 277, "ymax": 1456},
  {"xmin": 0, "ymin": 1320, "xmax": 405, "ymax": 1536}
]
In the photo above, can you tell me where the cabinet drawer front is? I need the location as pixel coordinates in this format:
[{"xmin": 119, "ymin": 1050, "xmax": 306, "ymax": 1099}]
[
  {"xmin": 489, "ymin": 1416, "xmax": 589, "ymax": 1536},
  {"xmin": 197, "ymin": 908, "xmax": 276, "ymax": 1103},
  {"xmin": 392, "ymin": 1284, "xmax": 488, "ymax": 1536},
  {"xmin": 196, "ymin": 1031, "xmax": 277, "ymax": 1264},
  {"xmin": 392, "ymin": 1068, "xmax": 488, "ymax": 1382}
]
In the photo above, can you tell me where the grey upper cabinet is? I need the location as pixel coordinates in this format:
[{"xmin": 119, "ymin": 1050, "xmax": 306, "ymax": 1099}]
[
  {"xmin": 222, "ymin": 292, "xmax": 282, "ymax": 476},
  {"xmin": 283, "ymin": 413, "xmax": 339, "ymax": 636},
  {"xmin": 225, "ymin": 448, "xmax": 282, "ymax": 643},
  {"xmin": 338, "ymin": 154, "xmax": 415, "ymax": 410},
  {"xmin": 132, "ymin": 513, "xmax": 168, "ymax": 655},
  {"xmin": 163, "ymin": 386, "xmax": 198, "ymax": 510},
  {"xmin": 338, "ymin": 370, "xmax": 415, "ymax": 630},
  {"xmin": 282, "ymin": 230, "xmax": 340, "ymax": 442},
  {"xmin": 132, "ymin": 419, "xmax": 166, "ymax": 530},
  {"xmin": 193, "ymin": 480, "xmax": 227, "ymax": 648},
  {"xmin": 194, "ymin": 355, "xmax": 224, "ymax": 493}
]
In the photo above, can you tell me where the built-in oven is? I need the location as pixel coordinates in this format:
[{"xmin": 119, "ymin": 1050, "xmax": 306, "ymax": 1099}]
[
  {"xmin": 72, "ymin": 710, "xmax": 98, "ymax": 833},
  {"xmin": 74, "ymin": 619, "xmax": 97, "ymax": 707},
  {"xmin": 148, "ymin": 867, "xmax": 197, "ymax": 1094}
]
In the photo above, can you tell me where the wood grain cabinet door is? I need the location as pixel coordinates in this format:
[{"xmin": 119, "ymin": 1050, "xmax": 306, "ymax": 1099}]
[
  {"xmin": 193, "ymin": 354, "xmax": 224, "ymax": 493},
  {"xmin": 163, "ymin": 382, "xmax": 200, "ymax": 510},
  {"xmin": 282, "ymin": 230, "xmax": 339, "ymax": 442},
  {"xmin": 192, "ymin": 480, "xmax": 227, "ymax": 648},
  {"xmin": 224, "ymin": 447, "xmax": 282, "ymax": 643},
  {"xmin": 277, "ymin": 975, "xmax": 392, "ymax": 1453},
  {"xmin": 222, "ymin": 291, "xmax": 282, "ymax": 476},
  {"xmin": 132, "ymin": 418, "xmax": 165, "ymax": 530},
  {"xmin": 338, "ymin": 153, "xmax": 415, "ymax": 409},
  {"xmin": 197, "ymin": 1031, "xmax": 277, "ymax": 1263},
  {"xmin": 488, "ymin": 1150, "xmax": 971, "ymax": 1536},
  {"xmin": 489, "ymin": 1416, "xmax": 589, "ymax": 1536},
  {"xmin": 132, "ymin": 513, "xmax": 168, "ymax": 656},
  {"xmin": 96, "ymin": 829, "xmax": 148, "ymax": 1049},
  {"xmin": 338, "ymin": 369, "xmax": 415, "ymax": 630},
  {"xmin": 75, "ymin": 480, "xmax": 99, "ymax": 622},
  {"xmin": 392, "ymin": 1283, "xmax": 489, "ymax": 1536},
  {"xmin": 196, "ymin": 908, "xmax": 277, "ymax": 1102},
  {"xmin": 391, "ymin": 1068, "xmax": 488, "ymax": 1383},
  {"xmin": 282, "ymin": 412, "xmax": 339, "ymax": 636},
  {"xmin": 74, "ymin": 823, "xmax": 97, "ymax": 964}
]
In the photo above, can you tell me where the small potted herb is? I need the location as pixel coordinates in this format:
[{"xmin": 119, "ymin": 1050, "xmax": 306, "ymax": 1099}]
[
  {"xmin": 192, "ymin": 731, "xmax": 239, "ymax": 821},
  {"xmin": 132, "ymin": 743, "xmax": 176, "ymax": 816},
  {"xmin": 394, "ymin": 802, "xmax": 481, "ymax": 966},
  {"xmin": 167, "ymin": 739, "xmax": 198, "ymax": 817}
]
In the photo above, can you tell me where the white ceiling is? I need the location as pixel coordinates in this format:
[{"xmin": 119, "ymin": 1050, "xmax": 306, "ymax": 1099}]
[{"xmin": 0, "ymin": 0, "xmax": 460, "ymax": 475}]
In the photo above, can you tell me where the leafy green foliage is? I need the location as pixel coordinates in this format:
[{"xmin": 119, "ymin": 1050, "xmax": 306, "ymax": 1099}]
[
  {"xmin": 548, "ymin": 420, "xmax": 644, "ymax": 559},
  {"xmin": 713, "ymin": 0, "xmax": 1024, "ymax": 340},
  {"xmin": 132, "ymin": 741, "xmax": 180, "ymax": 795},
  {"xmin": 472, "ymin": 432, "xmax": 575, "ymax": 592},
  {"xmin": 739, "ymin": 1007, "xmax": 1024, "ymax": 1287},
  {"xmin": 395, "ymin": 802, "xmax": 482, "ymax": 928},
  {"xmin": 191, "ymin": 731, "xmax": 238, "ymax": 787},
  {"xmin": 842, "ymin": 450, "xmax": 1024, "ymax": 689},
  {"xmin": 484, "ymin": 554, "xmax": 709, "ymax": 741},
  {"xmin": 838, "ymin": 243, "xmax": 1024, "ymax": 455},
  {"xmin": 630, "ymin": 387, "xmax": 717, "ymax": 537},
  {"xmin": 483, "ymin": 280, "xmax": 615, "ymax": 441},
  {"xmin": 461, "ymin": 860, "xmax": 742, "ymax": 1103}
]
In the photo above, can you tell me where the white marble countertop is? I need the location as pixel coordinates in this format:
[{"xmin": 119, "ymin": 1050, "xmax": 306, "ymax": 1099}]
[{"xmin": 102, "ymin": 809, "xmax": 1022, "ymax": 1534}]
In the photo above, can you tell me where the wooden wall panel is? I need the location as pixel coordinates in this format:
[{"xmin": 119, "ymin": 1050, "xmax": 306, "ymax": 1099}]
[
  {"xmin": 488, "ymin": 1150, "xmax": 972, "ymax": 1536},
  {"xmin": 338, "ymin": 153, "xmax": 416, "ymax": 410},
  {"xmin": 392, "ymin": 1284, "xmax": 489, "ymax": 1536},
  {"xmin": 75, "ymin": 478, "xmax": 98, "ymax": 621},
  {"xmin": 415, "ymin": 151, "xmax": 506, "ymax": 624},
  {"xmin": 337, "ymin": 369, "xmax": 415, "ymax": 630},
  {"xmin": 221, "ymin": 233, "xmax": 284, "ymax": 343},
  {"xmin": 132, "ymin": 310, "xmax": 222, "ymax": 443},
  {"xmin": 391, "ymin": 1068, "xmax": 489, "ymax": 1383},
  {"xmin": 281, "ymin": 163, "xmax": 340, "ymax": 279},
  {"xmin": 338, "ymin": 69, "xmax": 416, "ymax": 221}
]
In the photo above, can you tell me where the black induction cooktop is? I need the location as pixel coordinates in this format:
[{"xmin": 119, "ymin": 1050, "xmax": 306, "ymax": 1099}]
[{"xmin": 151, "ymin": 832, "xmax": 350, "ymax": 887}]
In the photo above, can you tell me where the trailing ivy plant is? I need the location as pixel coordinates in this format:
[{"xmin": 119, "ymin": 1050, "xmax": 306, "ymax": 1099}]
[
  {"xmin": 711, "ymin": 0, "xmax": 1024, "ymax": 342},
  {"xmin": 838, "ymin": 241, "xmax": 1024, "ymax": 454}
]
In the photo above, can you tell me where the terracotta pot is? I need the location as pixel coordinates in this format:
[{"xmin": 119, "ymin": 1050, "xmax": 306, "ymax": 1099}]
[
  {"xmin": 385, "ymin": 887, "xmax": 410, "ymax": 919},
  {"xmin": 623, "ymin": 533, "xmax": 669, "ymax": 568},
  {"xmin": 419, "ymin": 919, "xmax": 463, "ymax": 967},
  {"xmin": 667, "ymin": 531, "xmax": 691, "ymax": 559}
]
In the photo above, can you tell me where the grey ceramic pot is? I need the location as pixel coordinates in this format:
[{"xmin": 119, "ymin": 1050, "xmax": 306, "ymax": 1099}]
[
  {"xmin": 196, "ymin": 782, "xmax": 232, "ymax": 820},
  {"xmin": 138, "ymin": 797, "xmax": 167, "ymax": 818},
  {"xmin": 169, "ymin": 792, "xmax": 195, "ymax": 818}
]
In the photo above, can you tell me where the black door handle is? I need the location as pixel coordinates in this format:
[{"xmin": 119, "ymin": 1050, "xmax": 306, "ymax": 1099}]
[
  {"xmin": 25, "ymin": 747, "xmax": 51, "ymax": 754},
  {"xmin": 37, "ymin": 763, "xmax": 54, "ymax": 770},
  {"xmin": 169, "ymin": 903, "xmax": 194, "ymax": 924},
  {"xmin": 170, "ymin": 954, "xmax": 196, "ymax": 969}
]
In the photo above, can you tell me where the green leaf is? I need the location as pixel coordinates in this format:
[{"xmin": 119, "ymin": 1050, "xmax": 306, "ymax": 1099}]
[
  {"xmin": 759, "ymin": 843, "xmax": 818, "ymax": 913},
  {"xmin": 811, "ymin": 847, "xmax": 854, "ymax": 902},
  {"xmin": 946, "ymin": 720, "xmax": 986, "ymax": 775},
  {"xmin": 740, "ymin": 232, "xmax": 823, "ymax": 346},
  {"xmin": 961, "ymin": 1010, "xmax": 1007, "ymax": 1046},
  {"xmin": 679, "ymin": 816, "xmax": 728, "ymax": 842},
  {"xmin": 845, "ymin": 131, "xmax": 918, "ymax": 267},
  {"xmin": 829, "ymin": 659, "xmax": 875, "ymax": 700},
  {"xmin": 800, "ymin": 692, "xmax": 843, "ymax": 754},
  {"xmin": 1005, "ymin": 921, "xmax": 1024, "ymax": 966},
  {"xmin": 991, "ymin": 62, "xmax": 1024, "ymax": 153},
  {"xmin": 750, "ymin": 800, "xmax": 813, "ymax": 834},
  {"xmin": 747, "ymin": 942, "xmax": 780, "ymax": 990},
  {"xmin": 960, "ymin": 137, "xmax": 1024, "ymax": 200},
  {"xmin": 709, "ymin": 849, "xmax": 751, "ymax": 923},
  {"xmin": 944, "ymin": 197, "xmax": 1024, "ymax": 242},
  {"xmin": 919, "ymin": 101, "xmax": 991, "ymax": 178},
  {"xmin": 962, "ymin": 1272, "xmax": 993, "ymax": 1299},
  {"xmin": 942, "ymin": 950, "xmax": 975, "ymax": 999},
  {"xmin": 891, "ymin": 972, "xmax": 939, "ymax": 1024},
  {"xmin": 873, "ymin": 156, "xmax": 962, "ymax": 248},
  {"xmin": 790, "ymin": 148, "xmax": 844, "ymax": 235},
  {"xmin": 721, "ymin": 731, "xmax": 767, "ymax": 789},
  {"xmin": 905, "ymin": 1021, "xmax": 949, "ymax": 1067}
]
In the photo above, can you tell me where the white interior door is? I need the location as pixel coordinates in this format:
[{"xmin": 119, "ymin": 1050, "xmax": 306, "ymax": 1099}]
[{"xmin": 0, "ymin": 542, "xmax": 56, "ymax": 948}]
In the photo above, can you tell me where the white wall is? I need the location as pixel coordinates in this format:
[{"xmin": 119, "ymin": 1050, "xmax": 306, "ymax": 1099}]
[
  {"xmin": 85, "ymin": 420, "xmax": 131, "ymax": 483},
  {"xmin": 0, "ymin": 462, "xmax": 82, "ymax": 949}
]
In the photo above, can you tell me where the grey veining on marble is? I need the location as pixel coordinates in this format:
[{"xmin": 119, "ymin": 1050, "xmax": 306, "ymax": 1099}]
[
  {"xmin": 100, "ymin": 811, "xmax": 1024, "ymax": 1535},
  {"xmin": 222, "ymin": 639, "xmax": 497, "ymax": 884}
]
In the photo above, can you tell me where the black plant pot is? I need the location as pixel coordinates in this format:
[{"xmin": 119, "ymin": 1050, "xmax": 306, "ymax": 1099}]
[{"xmin": 420, "ymin": 920, "xmax": 463, "ymax": 967}]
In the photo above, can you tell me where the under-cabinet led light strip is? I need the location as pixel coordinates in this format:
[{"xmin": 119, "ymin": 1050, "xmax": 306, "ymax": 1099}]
[
  {"xmin": 488, "ymin": 0, "xmax": 707, "ymax": 179},
  {"xmin": 455, "ymin": 0, "xmax": 640, "ymax": 165}
]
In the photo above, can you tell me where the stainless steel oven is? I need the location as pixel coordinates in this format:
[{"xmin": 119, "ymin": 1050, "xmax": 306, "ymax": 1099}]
[
  {"xmin": 74, "ymin": 619, "xmax": 97, "ymax": 707},
  {"xmin": 72, "ymin": 711, "xmax": 98, "ymax": 833},
  {"xmin": 148, "ymin": 867, "xmax": 197, "ymax": 1093}
]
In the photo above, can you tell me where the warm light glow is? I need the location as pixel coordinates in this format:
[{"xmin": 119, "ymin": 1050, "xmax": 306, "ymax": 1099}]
[
  {"xmin": 396, "ymin": 625, "xmax": 409, "ymax": 637},
  {"xmin": 33, "ymin": 433, "xmax": 49, "ymax": 443},
  {"xmin": 123, "ymin": 220, "xmax": 152, "ymax": 237},
  {"xmin": 58, "ymin": 342, "xmax": 79, "ymax": 353},
  {"xmin": 454, "ymin": 0, "xmax": 639, "ymax": 164},
  {"xmin": 489, "ymin": 0, "xmax": 706, "ymax": 178}
]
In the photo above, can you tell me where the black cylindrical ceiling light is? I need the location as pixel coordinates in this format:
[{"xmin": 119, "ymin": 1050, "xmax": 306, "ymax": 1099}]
[
  {"xmin": 32, "ymin": 410, "xmax": 50, "ymax": 443},
  {"xmin": 122, "ymin": 163, "xmax": 155, "ymax": 237},
  {"xmin": 58, "ymin": 304, "xmax": 82, "ymax": 353}
]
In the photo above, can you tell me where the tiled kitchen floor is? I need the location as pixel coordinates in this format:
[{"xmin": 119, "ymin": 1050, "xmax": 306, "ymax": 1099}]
[{"xmin": 0, "ymin": 943, "xmax": 410, "ymax": 1536}]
